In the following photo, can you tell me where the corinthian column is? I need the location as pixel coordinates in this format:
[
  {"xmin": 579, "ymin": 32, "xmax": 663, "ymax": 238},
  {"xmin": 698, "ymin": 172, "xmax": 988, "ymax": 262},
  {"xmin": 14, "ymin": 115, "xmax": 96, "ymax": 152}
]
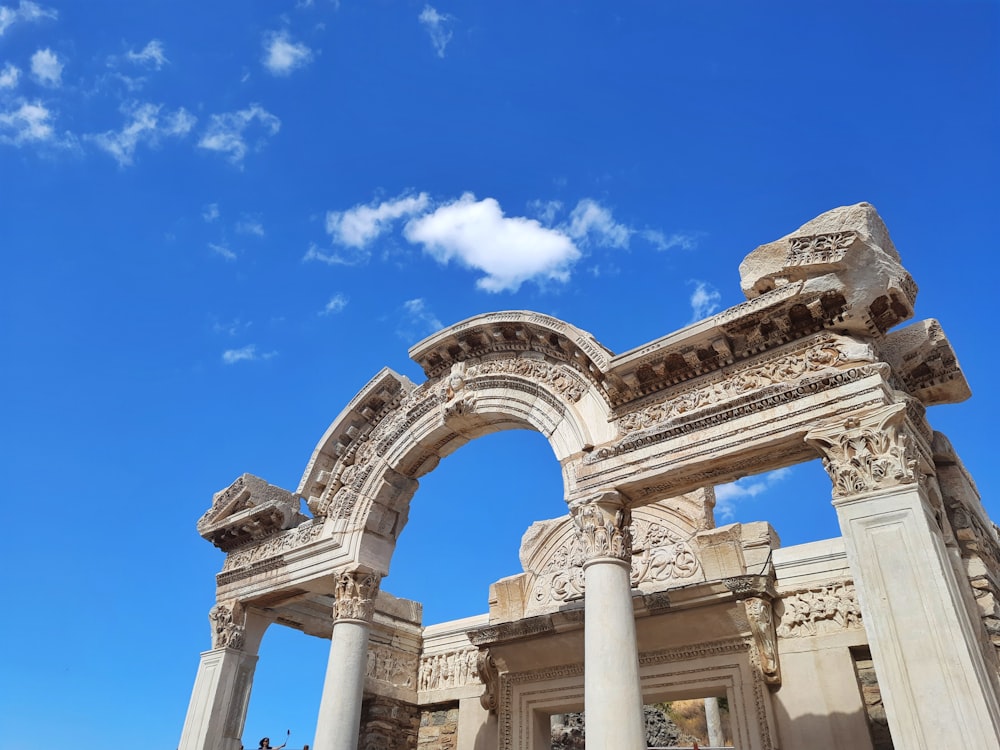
[
  {"xmin": 807, "ymin": 402, "xmax": 1000, "ymax": 747},
  {"xmin": 570, "ymin": 491, "xmax": 645, "ymax": 750},
  {"xmin": 314, "ymin": 568, "xmax": 381, "ymax": 750}
]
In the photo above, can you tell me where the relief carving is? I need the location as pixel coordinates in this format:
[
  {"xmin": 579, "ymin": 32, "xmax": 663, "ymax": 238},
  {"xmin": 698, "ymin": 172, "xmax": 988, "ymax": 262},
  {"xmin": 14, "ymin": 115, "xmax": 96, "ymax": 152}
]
[
  {"xmin": 775, "ymin": 582, "xmax": 862, "ymax": 637},
  {"xmin": 786, "ymin": 231, "xmax": 858, "ymax": 265},
  {"xmin": 366, "ymin": 644, "xmax": 418, "ymax": 688},
  {"xmin": 221, "ymin": 520, "xmax": 324, "ymax": 572},
  {"xmin": 334, "ymin": 569, "xmax": 381, "ymax": 623},
  {"xmin": 468, "ymin": 357, "xmax": 586, "ymax": 403},
  {"xmin": 477, "ymin": 649, "xmax": 499, "ymax": 713},
  {"xmin": 418, "ymin": 648, "xmax": 481, "ymax": 691},
  {"xmin": 805, "ymin": 403, "xmax": 919, "ymax": 498},
  {"xmin": 209, "ymin": 601, "xmax": 245, "ymax": 650},
  {"xmin": 570, "ymin": 492, "xmax": 632, "ymax": 564},
  {"xmin": 745, "ymin": 597, "xmax": 780, "ymax": 686}
]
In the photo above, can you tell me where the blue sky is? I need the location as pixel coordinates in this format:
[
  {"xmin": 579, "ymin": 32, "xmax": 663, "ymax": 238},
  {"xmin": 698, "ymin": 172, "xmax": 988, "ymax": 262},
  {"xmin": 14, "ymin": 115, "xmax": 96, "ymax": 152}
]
[{"xmin": 1, "ymin": 2, "xmax": 997, "ymax": 748}]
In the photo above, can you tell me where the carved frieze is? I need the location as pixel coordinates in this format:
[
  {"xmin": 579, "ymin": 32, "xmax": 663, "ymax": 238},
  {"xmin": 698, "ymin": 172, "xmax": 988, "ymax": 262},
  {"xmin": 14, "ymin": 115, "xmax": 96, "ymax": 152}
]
[
  {"xmin": 786, "ymin": 231, "xmax": 858, "ymax": 266},
  {"xmin": 366, "ymin": 644, "xmax": 419, "ymax": 689},
  {"xmin": 221, "ymin": 520, "xmax": 324, "ymax": 572},
  {"xmin": 468, "ymin": 617, "xmax": 556, "ymax": 646},
  {"xmin": 209, "ymin": 601, "xmax": 245, "ymax": 650},
  {"xmin": 570, "ymin": 492, "xmax": 632, "ymax": 564},
  {"xmin": 806, "ymin": 402, "xmax": 920, "ymax": 498},
  {"xmin": 334, "ymin": 569, "xmax": 381, "ymax": 623},
  {"xmin": 775, "ymin": 582, "xmax": 862, "ymax": 638},
  {"xmin": 418, "ymin": 647, "xmax": 481, "ymax": 691},
  {"xmin": 468, "ymin": 357, "xmax": 587, "ymax": 403}
]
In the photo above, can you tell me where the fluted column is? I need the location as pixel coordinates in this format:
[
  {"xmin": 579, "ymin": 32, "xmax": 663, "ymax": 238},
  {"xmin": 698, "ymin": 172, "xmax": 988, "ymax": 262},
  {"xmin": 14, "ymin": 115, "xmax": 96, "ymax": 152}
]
[
  {"xmin": 179, "ymin": 602, "xmax": 271, "ymax": 750},
  {"xmin": 570, "ymin": 491, "xmax": 645, "ymax": 750},
  {"xmin": 807, "ymin": 402, "xmax": 1000, "ymax": 747},
  {"xmin": 314, "ymin": 568, "xmax": 381, "ymax": 750}
]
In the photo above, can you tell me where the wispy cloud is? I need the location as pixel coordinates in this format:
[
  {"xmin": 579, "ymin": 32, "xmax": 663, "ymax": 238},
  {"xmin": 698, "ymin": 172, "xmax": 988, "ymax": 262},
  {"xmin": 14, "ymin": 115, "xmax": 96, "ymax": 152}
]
[
  {"xmin": 262, "ymin": 30, "xmax": 313, "ymax": 76},
  {"xmin": 198, "ymin": 104, "xmax": 280, "ymax": 164},
  {"xmin": 564, "ymin": 198, "xmax": 631, "ymax": 248},
  {"xmin": 404, "ymin": 193, "xmax": 581, "ymax": 293},
  {"xmin": 418, "ymin": 5, "xmax": 454, "ymax": 58},
  {"xmin": 326, "ymin": 192, "xmax": 430, "ymax": 248},
  {"xmin": 88, "ymin": 101, "xmax": 196, "ymax": 166},
  {"xmin": 0, "ymin": 100, "xmax": 53, "ymax": 144},
  {"xmin": 211, "ymin": 317, "xmax": 249, "ymax": 336},
  {"xmin": 222, "ymin": 344, "xmax": 276, "ymax": 364},
  {"xmin": 399, "ymin": 298, "xmax": 442, "ymax": 340},
  {"xmin": 0, "ymin": 62, "xmax": 20, "ymax": 89},
  {"xmin": 715, "ymin": 468, "xmax": 793, "ymax": 521},
  {"xmin": 688, "ymin": 280, "xmax": 721, "ymax": 322},
  {"xmin": 126, "ymin": 40, "xmax": 168, "ymax": 69},
  {"xmin": 202, "ymin": 203, "xmax": 220, "ymax": 222},
  {"xmin": 0, "ymin": 1, "xmax": 57, "ymax": 37},
  {"xmin": 643, "ymin": 230, "xmax": 701, "ymax": 251},
  {"xmin": 30, "ymin": 47, "xmax": 62, "ymax": 87},
  {"xmin": 208, "ymin": 242, "xmax": 237, "ymax": 261},
  {"xmin": 236, "ymin": 217, "xmax": 265, "ymax": 237},
  {"xmin": 320, "ymin": 293, "xmax": 348, "ymax": 315}
]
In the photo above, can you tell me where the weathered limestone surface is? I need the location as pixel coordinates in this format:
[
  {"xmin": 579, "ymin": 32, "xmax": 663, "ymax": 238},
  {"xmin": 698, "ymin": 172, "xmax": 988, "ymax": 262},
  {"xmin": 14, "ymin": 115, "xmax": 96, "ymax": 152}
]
[{"xmin": 181, "ymin": 203, "xmax": 1000, "ymax": 750}]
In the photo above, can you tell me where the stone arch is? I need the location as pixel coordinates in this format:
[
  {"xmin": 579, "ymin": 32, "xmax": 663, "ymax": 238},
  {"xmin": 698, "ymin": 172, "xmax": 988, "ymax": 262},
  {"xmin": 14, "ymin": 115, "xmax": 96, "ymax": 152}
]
[{"xmin": 295, "ymin": 311, "xmax": 619, "ymax": 576}]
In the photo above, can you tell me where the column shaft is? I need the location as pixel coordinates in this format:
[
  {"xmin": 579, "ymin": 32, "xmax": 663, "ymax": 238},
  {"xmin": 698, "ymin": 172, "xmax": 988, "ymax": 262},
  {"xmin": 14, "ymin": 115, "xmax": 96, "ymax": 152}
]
[{"xmin": 314, "ymin": 620, "xmax": 371, "ymax": 750}]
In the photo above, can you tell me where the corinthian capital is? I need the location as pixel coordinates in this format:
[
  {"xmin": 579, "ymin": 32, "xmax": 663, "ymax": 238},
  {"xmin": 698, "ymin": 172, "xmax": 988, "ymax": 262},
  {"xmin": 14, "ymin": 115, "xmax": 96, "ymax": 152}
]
[
  {"xmin": 805, "ymin": 402, "xmax": 920, "ymax": 499},
  {"xmin": 209, "ymin": 600, "xmax": 246, "ymax": 650},
  {"xmin": 570, "ymin": 491, "xmax": 633, "ymax": 564},
  {"xmin": 333, "ymin": 568, "xmax": 382, "ymax": 623}
]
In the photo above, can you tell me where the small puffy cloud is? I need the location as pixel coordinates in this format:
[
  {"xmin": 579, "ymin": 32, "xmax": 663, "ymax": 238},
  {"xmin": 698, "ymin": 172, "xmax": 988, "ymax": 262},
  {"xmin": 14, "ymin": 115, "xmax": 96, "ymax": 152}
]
[
  {"xmin": 236, "ymin": 218, "xmax": 265, "ymax": 237},
  {"xmin": 565, "ymin": 199, "xmax": 631, "ymax": 248},
  {"xmin": 403, "ymin": 193, "xmax": 581, "ymax": 293},
  {"xmin": 0, "ymin": 62, "xmax": 20, "ymax": 88},
  {"xmin": 88, "ymin": 101, "xmax": 196, "ymax": 166},
  {"xmin": 399, "ymin": 298, "xmax": 442, "ymax": 340},
  {"xmin": 262, "ymin": 30, "xmax": 313, "ymax": 76},
  {"xmin": 126, "ymin": 40, "xmax": 168, "ymax": 69},
  {"xmin": 30, "ymin": 47, "xmax": 62, "ymax": 87},
  {"xmin": 0, "ymin": 99, "xmax": 53, "ymax": 144},
  {"xmin": 715, "ymin": 468, "xmax": 793, "ymax": 521},
  {"xmin": 198, "ymin": 104, "xmax": 280, "ymax": 164},
  {"xmin": 418, "ymin": 5, "xmax": 454, "ymax": 58},
  {"xmin": 320, "ymin": 293, "xmax": 348, "ymax": 315},
  {"xmin": 326, "ymin": 192, "xmax": 430, "ymax": 248},
  {"xmin": 222, "ymin": 344, "xmax": 276, "ymax": 364},
  {"xmin": 202, "ymin": 203, "xmax": 220, "ymax": 222},
  {"xmin": 209, "ymin": 242, "xmax": 237, "ymax": 261},
  {"xmin": 0, "ymin": 1, "xmax": 57, "ymax": 37},
  {"xmin": 688, "ymin": 280, "xmax": 721, "ymax": 322}
]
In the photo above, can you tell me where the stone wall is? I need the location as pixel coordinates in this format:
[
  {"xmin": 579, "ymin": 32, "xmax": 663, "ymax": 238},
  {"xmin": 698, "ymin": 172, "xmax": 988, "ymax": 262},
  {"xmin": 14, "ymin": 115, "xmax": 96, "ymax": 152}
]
[{"xmin": 417, "ymin": 705, "xmax": 460, "ymax": 750}]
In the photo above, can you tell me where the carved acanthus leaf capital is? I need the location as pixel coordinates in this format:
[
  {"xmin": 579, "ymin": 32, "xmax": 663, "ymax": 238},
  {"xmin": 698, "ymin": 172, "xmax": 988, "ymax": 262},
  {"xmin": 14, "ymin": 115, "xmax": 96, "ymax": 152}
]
[
  {"xmin": 209, "ymin": 600, "xmax": 246, "ymax": 650},
  {"xmin": 570, "ymin": 491, "xmax": 633, "ymax": 564},
  {"xmin": 805, "ymin": 402, "xmax": 920, "ymax": 499},
  {"xmin": 334, "ymin": 569, "xmax": 382, "ymax": 623}
]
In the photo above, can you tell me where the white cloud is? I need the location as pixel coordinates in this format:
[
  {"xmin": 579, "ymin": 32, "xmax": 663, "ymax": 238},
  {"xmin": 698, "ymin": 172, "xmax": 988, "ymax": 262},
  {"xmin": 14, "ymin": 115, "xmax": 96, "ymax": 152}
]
[
  {"xmin": 236, "ymin": 218, "xmax": 265, "ymax": 237},
  {"xmin": 400, "ymin": 298, "xmax": 442, "ymax": 339},
  {"xmin": 303, "ymin": 242, "xmax": 370, "ymax": 267},
  {"xmin": 198, "ymin": 104, "xmax": 280, "ymax": 164},
  {"xmin": 643, "ymin": 230, "xmax": 700, "ymax": 251},
  {"xmin": 126, "ymin": 40, "xmax": 168, "ymax": 69},
  {"xmin": 565, "ymin": 199, "xmax": 631, "ymax": 248},
  {"xmin": 528, "ymin": 199, "xmax": 562, "ymax": 226},
  {"xmin": 30, "ymin": 48, "xmax": 62, "ymax": 87},
  {"xmin": 320, "ymin": 293, "xmax": 348, "ymax": 315},
  {"xmin": 262, "ymin": 30, "xmax": 313, "ymax": 76},
  {"xmin": 403, "ymin": 193, "xmax": 581, "ymax": 293},
  {"xmin": 209, "ymin": 242, "xmax": 237, "ymax": 261},
  {"xmin": 0, "ymin": 1, "xmax": 56, "ymax": 37},
  {"xmin": 688, "ymin": 280, "xmax": 721, "ymax": 322},
  {"xmin": 0, "ymin": 99, "xmax": 53, "ymax": 144},
  {"xmin": 88, "ymin": 101, "xmax": 196, "ymax": 167},
  {"xmin": 222, "ymin": 345, "xmax": 276, "ymax": 364},
  {"xmin": 714, "ymin": 468, "xmax": 793, "ymax": 522},
  {"xmin": 202, "ymin": 203, "xmax": 220, "ymax": 222},
  {"xmin": 326, "ymin": 192, "xmax": 430, "ymax": 248},
  {"xmin": 0, "ymin": 62, "xmax": 20, "ymax": 88},
  {"xmin": 418, "ymin": 5, "xmax": 454, "ymax": 58}
]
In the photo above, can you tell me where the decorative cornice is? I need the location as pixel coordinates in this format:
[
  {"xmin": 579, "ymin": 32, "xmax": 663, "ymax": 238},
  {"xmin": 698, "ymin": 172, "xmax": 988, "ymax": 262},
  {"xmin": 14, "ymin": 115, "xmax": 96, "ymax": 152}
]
[
  {"xmin": 570, "ymin": 491, "xmax": 633, "ymax": 565},
  {"xmin": 723, "ymin": 574, "xmax": 775, "ymax": 600},
  {"xmin": 334, "ymin": 569, "xmax": 381, "ymax": 623},
  {"xmin": 467, "ymin": 616, "xmax": 555, "ymax": 646}
]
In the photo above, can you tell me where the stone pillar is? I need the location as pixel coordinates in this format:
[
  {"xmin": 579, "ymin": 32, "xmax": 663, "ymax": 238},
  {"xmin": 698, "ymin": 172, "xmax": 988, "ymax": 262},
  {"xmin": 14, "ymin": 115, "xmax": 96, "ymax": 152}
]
[
  {"xmin": 570, "ymin": 491, "xmax": 645, "ymax": 750},
  {"xmin": 314, "ymin": 568, "xmax": 381, "ymax": 750},
  {"xmin": 179, "ymin": 602, "xmax": 271, "ymax": 750},
  {"xmin": 704, "ymin": 697, "xmax": 723, "ymax": 748},
  {"xmin": 807, "ymin": 403, "xmax": 1000, "ymax": 748}
]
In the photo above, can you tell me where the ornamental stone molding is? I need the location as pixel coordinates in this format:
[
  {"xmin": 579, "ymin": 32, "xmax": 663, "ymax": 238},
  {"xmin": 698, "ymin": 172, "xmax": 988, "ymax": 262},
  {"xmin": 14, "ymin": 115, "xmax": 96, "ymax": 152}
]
[
  {"xmin": 570, "ymin": 491, "xmax": 633, "ymax": 565},
  {"xmin": 334, "ymin": 569, "xmax": 382, "ymax": 623},
  {"xmin": 208, "ymin": 601, "xmax": 245, "ymax": 650},
  {"xmin": 417, "ymin": 647, "xmax": 480, "ymax": 691},
  {"xmin": 775, "ymin": 582, "xmax": 862, "ymax": 638},
  {"xmin": 745, "ymin": 597, "xmax": 780, "ymax": 686},
  {"xmin": 477, "ymin": 649, "xmax": 500, "ymax": 713},
  {"xmin": 365, "ymin": 644, "xmax": 419, "ymax": 689}
]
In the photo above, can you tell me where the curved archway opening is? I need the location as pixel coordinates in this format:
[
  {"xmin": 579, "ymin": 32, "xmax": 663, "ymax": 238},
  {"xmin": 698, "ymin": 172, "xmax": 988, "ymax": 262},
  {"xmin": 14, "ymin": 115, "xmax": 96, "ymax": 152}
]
[{"xmin": 386, "ymin": 428, "xmax": 567, "ymax": 624}]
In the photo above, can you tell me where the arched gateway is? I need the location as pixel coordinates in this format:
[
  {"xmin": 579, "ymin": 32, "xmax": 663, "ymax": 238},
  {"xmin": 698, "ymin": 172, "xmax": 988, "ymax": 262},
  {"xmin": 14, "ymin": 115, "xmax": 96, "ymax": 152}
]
[{"xmin": 181, "ymin": 204, "xmax": 1000, "ymax": 750}]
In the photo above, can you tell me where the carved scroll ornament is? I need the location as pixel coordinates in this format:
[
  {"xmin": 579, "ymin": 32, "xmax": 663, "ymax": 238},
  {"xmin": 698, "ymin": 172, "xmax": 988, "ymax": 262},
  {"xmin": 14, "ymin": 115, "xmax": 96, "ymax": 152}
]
[
  {"xmin": 570, "ymin": 492, "xmax": 632, "ymax": 564},
  {"xmin": 805, "ymin": 402, "xmax": 920, "ymax": 498},
  {"xmin": 477, "ymin": 649, "xmax": 499, "ymax": 713},
  {"xmin": 776, "ymin": 583, "xmax": 862, "ymax": 637},
  {"xmin": 745, "ymin": 597, "xmax": 780, "ymax": 686},
  {"xmin": 334, "ymin": 569, "xmax": 381, "ymax": 623}
]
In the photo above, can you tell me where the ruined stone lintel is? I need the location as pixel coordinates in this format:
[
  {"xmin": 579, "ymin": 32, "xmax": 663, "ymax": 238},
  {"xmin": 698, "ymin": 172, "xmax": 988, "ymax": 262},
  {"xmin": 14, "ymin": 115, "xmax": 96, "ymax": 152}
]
[
  {"xmin": 569, "ymin": 491, "xmax": 633, "ymax": 565},
  {"xmin": 209, "ymin": 600, "xmax": 246, "ymax": 650},
  {"xmin": 805, "ymin": 401, "xmax": 928, "ymax": 500},
  {"xmin": 334, "ymin": 569, "xmax": 382, "ymax": 623}
]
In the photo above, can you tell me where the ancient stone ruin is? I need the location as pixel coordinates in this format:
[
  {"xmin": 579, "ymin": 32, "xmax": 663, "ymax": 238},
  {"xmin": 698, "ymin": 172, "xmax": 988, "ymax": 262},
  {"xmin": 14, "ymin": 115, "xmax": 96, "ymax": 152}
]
[{"xmin": 180, "ymin": 203, "xmax": 1000, "ymax": 749}]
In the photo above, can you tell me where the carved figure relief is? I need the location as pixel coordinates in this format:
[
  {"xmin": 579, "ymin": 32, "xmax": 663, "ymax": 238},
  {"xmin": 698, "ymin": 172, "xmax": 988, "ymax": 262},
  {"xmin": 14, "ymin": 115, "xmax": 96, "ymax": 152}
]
[
  {"xmin": 365, "ymin": 644, "xmax": 419, "ymax": 688},
  {"xmin": 209, "ymin": 602, "xmax": 245, "ymax": 650},
  {"xmin": 468, "ymin": 357, "xmax": 587, "ymax": 403},
  {"xmin": 418, "ymin": 648, "xmax": 481, "ymax": 691},
  {"xmin": 334, "ymin": 570, "xmax": 381, "ymax": 623},
  {"xmin": 775, "ymin": 583, "xmax": 862, "ymax": 638}
]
